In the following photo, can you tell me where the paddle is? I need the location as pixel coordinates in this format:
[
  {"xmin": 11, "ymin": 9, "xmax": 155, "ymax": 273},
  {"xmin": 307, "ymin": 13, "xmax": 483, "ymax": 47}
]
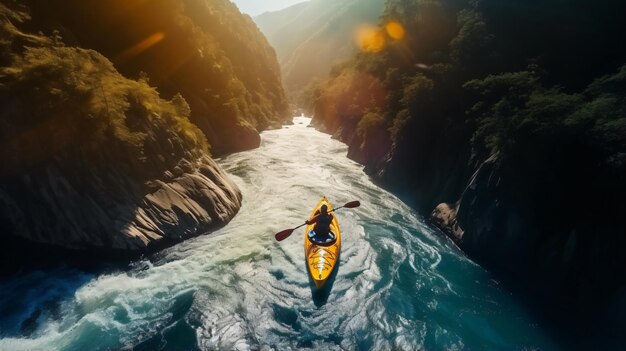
[{"xmin": 274, "ymin": 201, "xmax": 361, "ymax": 242}]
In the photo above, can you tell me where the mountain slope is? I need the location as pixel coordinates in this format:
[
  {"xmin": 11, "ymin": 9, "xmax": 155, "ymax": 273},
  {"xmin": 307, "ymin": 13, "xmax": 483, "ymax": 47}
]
[
  {"xmin": 255, "ymin": 0, "xmax": 385, "ymax": 104},
  {"xmin": 0, "ymin": 0, "xmax": 293, "ymax": 266},
  {"xmin": 309, "ymin": 0, "xmax": 626, "ymax": 345},
  {"xmin": 253, "ymin": 1, "xmax": 310, "ymax": 60},
  {"xmin": 23, "ymin": 0, "xmax": 290, "ymax": 155}
]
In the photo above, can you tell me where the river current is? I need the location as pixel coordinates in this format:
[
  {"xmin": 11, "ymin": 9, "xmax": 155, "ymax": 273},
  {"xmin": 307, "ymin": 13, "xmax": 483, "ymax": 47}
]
[{"xmin": 0, "ymin": 117, "xmax": 558, "ymax": 350}]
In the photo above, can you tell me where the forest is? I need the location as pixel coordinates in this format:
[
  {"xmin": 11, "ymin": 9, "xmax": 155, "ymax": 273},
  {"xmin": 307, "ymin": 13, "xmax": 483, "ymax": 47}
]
[
  {"xmin": 310, "ymin": 0, "xmax": 626, "ymax": 338},
  {"xmin": 18, "ymin": 0, "xmax": 290, "ymax": 154},
  {"xmin": 0, "ymin": 0, "xmax": 286, "ymax": 259},
  {"xmin": 1, "ymin": 0, "xmax": 625, "ymax": 348}
]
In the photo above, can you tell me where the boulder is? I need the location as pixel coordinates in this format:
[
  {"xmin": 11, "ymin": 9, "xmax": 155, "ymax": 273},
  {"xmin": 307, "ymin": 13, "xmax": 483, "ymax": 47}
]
[{"xmin": 0, "ymin": 156, "xmax": 241, "ymax": 252}]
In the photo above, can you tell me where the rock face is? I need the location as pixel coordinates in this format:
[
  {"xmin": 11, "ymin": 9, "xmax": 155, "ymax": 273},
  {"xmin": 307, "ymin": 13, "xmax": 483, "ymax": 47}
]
[
  {"xmin": 132, "ymin": 158, "xmax": 240, "ymax": 248},
  {"xmin": 1, "ymin": 156, "xmax": 241, "ymax": 251},
  {"xmin": 430, "ymin": 155, "xmax": 527, "ymax": 269},
  {"xmin": 309, "ymin": 0, "xmax": 626, "ymax": 344},
  {"xmin": 432, "ymin": 155, "xmax": 626, "ymax": 313},
  {"xmin": 425, "ymin": 156, "xmax": 626, "ymax": 351},
  {"xmin": 0, "ymin": 2, "xmax": 244, "ymax": 263},
  {"xmin": 430, "ymin": 203, "xmax": 463, "ymax": 242}
]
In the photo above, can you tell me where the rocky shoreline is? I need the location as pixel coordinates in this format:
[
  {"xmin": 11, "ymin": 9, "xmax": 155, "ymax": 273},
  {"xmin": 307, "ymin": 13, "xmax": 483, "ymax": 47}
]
[
  {"xmin": 308, "ymin": 109, "xmax": 626, "ymax": 345},
  {"xmin": 0, "ymin": 1, "xmax": 282, "ymax": 271},
  {"xmin": 0, "ymin": 156, "xmax": 241, "ymax": 271}
]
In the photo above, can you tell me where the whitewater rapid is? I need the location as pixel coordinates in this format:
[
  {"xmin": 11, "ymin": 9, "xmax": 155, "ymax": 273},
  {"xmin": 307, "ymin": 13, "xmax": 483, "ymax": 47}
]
[{"xmin": 0, "ymin": 117, "xmax": 558, "ymax": 350}]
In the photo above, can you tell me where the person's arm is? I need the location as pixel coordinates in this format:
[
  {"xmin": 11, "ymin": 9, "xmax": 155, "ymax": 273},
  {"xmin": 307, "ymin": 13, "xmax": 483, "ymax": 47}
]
[{"xmin": 306, "ymin": 215, "xmax": 320, "ymax": 225}]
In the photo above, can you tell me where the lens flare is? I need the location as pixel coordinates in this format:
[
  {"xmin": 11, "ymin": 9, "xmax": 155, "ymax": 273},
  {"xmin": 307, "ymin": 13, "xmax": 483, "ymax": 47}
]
[
  {"xmin": 355, "ymin": 24, "xmax": 385, "ymax": 53},
  {"xmin": 115, "ymin": 32, "xmax": 165, "ymax": 63},
  {"xmin": 385, "ymin": 21, "xmax": 405, "ymax": 40}
]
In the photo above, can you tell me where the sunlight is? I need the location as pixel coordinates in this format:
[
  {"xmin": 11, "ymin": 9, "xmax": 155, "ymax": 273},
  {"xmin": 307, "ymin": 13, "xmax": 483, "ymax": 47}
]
[
  {"xmin": 385, "ymin": 21, "xmax": 405, "ymax": 40},
  {"xmin": 115, "ymin": 32, "xmax": 165, "ymax": 64},
  {"xmin": 355, "ymin": 24, "xmax": 385, "ymax": 53}
]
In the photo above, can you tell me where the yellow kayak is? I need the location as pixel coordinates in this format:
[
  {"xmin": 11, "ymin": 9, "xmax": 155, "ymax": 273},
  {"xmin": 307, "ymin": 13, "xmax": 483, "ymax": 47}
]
[{"xmin": 304, "ymin": 196, "xmax": 341, "ymax": 288}]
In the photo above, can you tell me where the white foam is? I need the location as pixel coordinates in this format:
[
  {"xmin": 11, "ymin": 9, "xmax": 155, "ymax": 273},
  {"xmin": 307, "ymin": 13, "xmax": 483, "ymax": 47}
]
[{"xmin": 1, "ymin": 116, "xmax": 554, "ymax": 350}]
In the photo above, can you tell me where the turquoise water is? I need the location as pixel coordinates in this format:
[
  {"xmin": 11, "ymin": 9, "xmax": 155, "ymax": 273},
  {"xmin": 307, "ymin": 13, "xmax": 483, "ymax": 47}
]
[{"xmin": 0, "ymin": 117, "xmax": 559, "ymax": 350}]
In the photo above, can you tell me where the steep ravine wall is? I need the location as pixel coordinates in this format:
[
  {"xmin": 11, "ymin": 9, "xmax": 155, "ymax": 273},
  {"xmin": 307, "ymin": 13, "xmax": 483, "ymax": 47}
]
[
  {"xmin": 1, "ymin": 156, "xmax": 241, "ymax": 251},
  {"xmin": 312, "ymin": 114, "xmax": 626, "ymax": 344},
  {"xmin": 0, "ymin": 1, "xmax": 259, "ymax": 268},
  {"xmin": 23, "ymin": 0, "xmax": 291, "ymax": 156},
  {"xmin": 307, "ymin": 0, "xmax": 626, "ymax": 344},
  {"xmin": 431, "ymin": 155, "xmax": 626, "ymax": 326}
]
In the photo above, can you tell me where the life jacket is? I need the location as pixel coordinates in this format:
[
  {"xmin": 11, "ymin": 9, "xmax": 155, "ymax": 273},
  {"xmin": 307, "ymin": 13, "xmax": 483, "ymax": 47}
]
[{"xmin": 315, "ymin": 213, "xmax": 333, "ymax": 235}]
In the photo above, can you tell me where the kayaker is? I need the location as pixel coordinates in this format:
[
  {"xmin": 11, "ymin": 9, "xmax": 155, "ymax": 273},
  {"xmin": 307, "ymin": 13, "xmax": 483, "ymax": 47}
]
[{"xmin": 306, "ymin": 204, "xmax": 334, "ymax": 239}]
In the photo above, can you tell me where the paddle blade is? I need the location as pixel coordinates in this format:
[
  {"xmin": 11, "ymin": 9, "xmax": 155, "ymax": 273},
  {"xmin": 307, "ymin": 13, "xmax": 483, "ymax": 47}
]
[
  {"xmin": 275, "ymin": 228, "xmax": 295, "ymax": 241},
  {"xmin": 343, "ymin": 200, "xmax": 361, "ymax": 208}
]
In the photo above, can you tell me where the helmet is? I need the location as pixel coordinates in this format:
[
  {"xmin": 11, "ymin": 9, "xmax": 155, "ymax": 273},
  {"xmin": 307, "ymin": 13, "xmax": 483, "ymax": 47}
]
[{"xmin": 320, "ymin": 204, "xmax": 328, "ymax": 213}]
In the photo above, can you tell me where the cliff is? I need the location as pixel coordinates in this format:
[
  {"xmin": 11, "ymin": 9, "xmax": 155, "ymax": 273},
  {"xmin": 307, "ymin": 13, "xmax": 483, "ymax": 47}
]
[
  {"xmin": 23, "ymin": 0, "xmax": 291, "ymax": 155},
  {"xmin": 309, "ymin": 0, "xmax": 626, "ymax": 344},
  {"xmin": 0, "ymin": 1, "xmax": 250, "ymax": 267}
]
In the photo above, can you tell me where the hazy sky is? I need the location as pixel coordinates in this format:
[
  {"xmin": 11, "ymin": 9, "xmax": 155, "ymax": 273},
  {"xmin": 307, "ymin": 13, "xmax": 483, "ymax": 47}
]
[{"xmin": 230, "ymin": 0, "xmax": 310, "ymax": 16}]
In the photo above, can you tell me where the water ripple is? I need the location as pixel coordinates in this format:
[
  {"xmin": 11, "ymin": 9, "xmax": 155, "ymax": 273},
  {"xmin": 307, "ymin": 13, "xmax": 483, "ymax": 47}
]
[{"xmin": 0, "ymin": 117, "xmax": 558, "ymax": 350}]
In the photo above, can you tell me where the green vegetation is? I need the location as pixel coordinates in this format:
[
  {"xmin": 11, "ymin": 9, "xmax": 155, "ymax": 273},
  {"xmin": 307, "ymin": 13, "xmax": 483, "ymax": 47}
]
[
  {"xmin": 1, "ymin": 0, "xmax": 289, "ymax": 177},
  {"xmin": 313, "ymin": 68, "xmax": 387, "ymax": 131},
  {"xmin": 23, "ymin": 0, "xmax": 289, "ymax": 154},
  {"xmin": 466, "ymin": 69, "xmax": 626, "ymax": 166},
  {"xmin": 0, "ymin": 26, "xmax": 207, "ymax": 179},
  {"xmin": 357, "ymin": 111, "xmax": 385, "ymax": 139},
  {"xmin": 311, "ymin": 0, "xmax": 626, "ymax": 210},
  {"xmin": 465, "ymin": 67, "xmax": 626, "ymax": 222},
  {"xmin": 310, "ymin": 0, "xmax": 626, "ymax": 337}
]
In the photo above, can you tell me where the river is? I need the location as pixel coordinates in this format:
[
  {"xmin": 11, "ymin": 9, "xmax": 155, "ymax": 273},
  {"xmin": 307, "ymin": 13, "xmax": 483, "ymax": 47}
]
[{"xmin": 0, "ymin": 117, "xmax": 559, "ymax": 350}]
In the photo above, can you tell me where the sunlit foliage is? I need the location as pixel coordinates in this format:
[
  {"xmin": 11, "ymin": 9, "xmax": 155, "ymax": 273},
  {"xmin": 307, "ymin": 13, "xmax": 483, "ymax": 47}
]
[
  {"xmin": 21, "ymin": 0, "xmax": 289, "ymax": 154},
  {"xmin": 313, "ymin": 69, "xmax": 386, "ymax": 132},
  {"xmin": 0, "ymin": 2, "xmax": 211, "ymax": 180},
  {"xmin": 0, "ymin": 46, "xmax": 208, "ymax": 179}
]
